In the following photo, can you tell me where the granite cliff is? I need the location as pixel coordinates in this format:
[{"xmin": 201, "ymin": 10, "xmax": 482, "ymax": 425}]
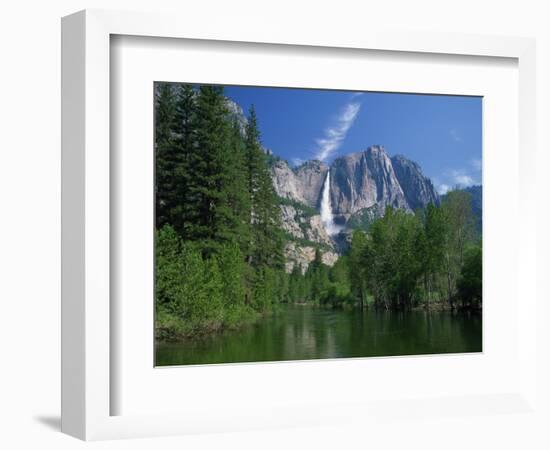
[{"xmin": 270, "ymin": 145, "xmax": 440, "ymax": 272}]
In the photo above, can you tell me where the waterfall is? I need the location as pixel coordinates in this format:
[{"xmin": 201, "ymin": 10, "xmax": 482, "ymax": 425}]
[{"xmin": 321, "ymin": 171, "xmax": 338, "ymax": 236}]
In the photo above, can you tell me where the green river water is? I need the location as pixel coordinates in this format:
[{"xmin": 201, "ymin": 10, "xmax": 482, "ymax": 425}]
[{"xmin": 155, "ymin": 304, "xmax": 482, "ymax": 366}]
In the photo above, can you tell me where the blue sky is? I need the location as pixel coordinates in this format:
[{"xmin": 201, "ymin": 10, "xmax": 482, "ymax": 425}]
[{"xmin": 224, "ymin": 86, "xmax": 482, "ymax": 194}]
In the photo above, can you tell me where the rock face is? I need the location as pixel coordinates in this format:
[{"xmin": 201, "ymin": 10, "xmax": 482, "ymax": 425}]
[
  {"xmin": 294, "ymin": 161, "xmax": 329, "ymax": 208},
  {"xmin": 279, "ymin": 204, "xmax": 332, "ymax": 247},
  {"xmin": 271, "ymin": 145, "xmax": 441, "ymax": 271},
  {"xmin": 272, "ymin": 160, "xmax": 307, "ymax": 204},
  {"xmin": 278, "ymin": 202, "xmax": 336, "ymax": 273},
  {"xmin": 391, "ymin": 154, "xmax": 439, "ymax": 210},
  {"xmin": 284, "ymin": 242, "xmax": 339, "ymax": 274},
  {"xmin": 225, "ymin": 99, "xmax": 247, "ymax": 134},
  {"xmin": 272, "ymin": 145, "xmax": 440, "ymax": 219},
  {"xmin": 271, "ymin": 160, "xmax": 328, "ymax": 208},
  {"xmin": 330, "ymin": 146, "xmax": 410, "ymax": 216}
]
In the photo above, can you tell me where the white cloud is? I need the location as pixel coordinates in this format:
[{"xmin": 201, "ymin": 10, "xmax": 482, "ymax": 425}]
[
  {"xmin": 432, "ymin": 177, "xmax": 451, "ymax": 195},
  {"xmin": 435, "ymin": 168, "xmax": 480, "ymax": 194},
  {"xmin": 453, "ymin": 173, "xmax": 474, "ymax": 186},
  {"xmin": 470, "ymin": 158, "xmax": 482, "ymax": 171},
  {"xmin": 291, "ymin": 157, "xmax": 305, "ymax": 167},
  {"xmin": 449, "ymin": 128, "xmax": 462, "ymax": 142},
  {"xmin": 445, "ymin": 169, "xmax": 478, "ymax": 189},
  {"xmin": 314, "ymin": 102, "xmax": 361, "ymax": 161}
]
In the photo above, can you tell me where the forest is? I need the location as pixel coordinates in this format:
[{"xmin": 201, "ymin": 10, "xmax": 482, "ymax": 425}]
[
  {"xmin": 155, "ymin": 82, "xmax": 287, "ymax": 340},
  {"xmin": 155, "ymin": 83, "xmax": 482, "ymax": 342}
]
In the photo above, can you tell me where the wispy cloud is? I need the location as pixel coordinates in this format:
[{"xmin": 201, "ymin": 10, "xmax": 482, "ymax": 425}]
[
  {"xmin": 451, "ymin": 170, "xmax": 474, "ymax": 186},
  {"xmin": 449, "ymin": 128, "xmax": 462, "ymax": 142},
  {"xmin": 435, "ymin": 167, "xmax": 480, "ymax": 195},
  {"xmin": 432, "ymin": 169, "xmax": 481, "ymax": 195},
  {"xmin": 291, "ymin": 157, "xmax": 305, "ymax": 167},
  {"xmin": 314, "ymin": 101, "xmax": 361, "ymax": 161}
]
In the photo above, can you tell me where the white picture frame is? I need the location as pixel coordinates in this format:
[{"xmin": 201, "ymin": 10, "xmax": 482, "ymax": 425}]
[{"xmin": 61, "ymin": 9, "xmax": 537, "ymax": 441}]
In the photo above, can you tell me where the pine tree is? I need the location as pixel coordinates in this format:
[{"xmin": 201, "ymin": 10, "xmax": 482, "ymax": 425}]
[
  {"xmin": 185, "ymin": 85, "xmax": 242, "ymax": 255},
  {"xmin": 245, "ymin": 105, "xmax": 284, "ymax": 270},
  {"xmin": 155, "ymin": 225, "xmax": 183, "ymax": 315},
  {"xmin": 219, "ymin": 244, "xmax": 246, "ymax": 311},
  {"xmin": 172, "ymin": 84, "xmax": 197, "ymax": 236},
  {"xmin": 288, "ymin": 265, "xmax": 302, "ymax": 302},
  {"xmin": 226, "ymin": 118, "xmax": 252, "ymax": 256},
  {"xmin": 155, "ymin": 83, "xmax": 178, "ymax": 229}
]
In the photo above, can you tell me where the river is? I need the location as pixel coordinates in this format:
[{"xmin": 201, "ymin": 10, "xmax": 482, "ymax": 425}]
[{"xmin": 155, "ymin": 304, "xmax": 482, "ymax": 366}]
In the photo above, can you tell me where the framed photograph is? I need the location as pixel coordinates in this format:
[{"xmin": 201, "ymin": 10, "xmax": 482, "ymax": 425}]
[
  {"xmin": 62, "ymin": 9, "xmax": 537, "ymax": 440},
  {"xmin": 152, "ymin": 82, "xmax": 483, "ymax": 368}
]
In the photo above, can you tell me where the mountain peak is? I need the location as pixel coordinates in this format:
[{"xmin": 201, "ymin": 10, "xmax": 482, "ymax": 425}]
[
  {"xmin": 271, "ymin": 146, "xmax": 440, "ymax": 222},
  {"xmin": 391, "ymin": 154, "xmax": 422, "ymax": 172},
  {"xmin": 366, "ymin": 144, "xmax": 387, "ymax": 154},
  {"xmin": 332, "ymin": 146, "xmax": 388, "ymax": 164},
  {"xmin": 301, "ymin": 159, "xmax": 327, "ymax": 168},
  {"xmin": 390, "ymin": 154, "xmax": 439, "ymax": 210}
]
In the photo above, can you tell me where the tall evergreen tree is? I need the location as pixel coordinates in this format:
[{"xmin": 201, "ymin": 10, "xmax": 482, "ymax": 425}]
[
  {"xmin": 226, "ymin": 118, "xmax": 252, "ymax": 256},
  {"xmin": 155, "ymin": 83, "xmax": 178, "ymax": 229},
  {"xmin": 172, "ymin": 84, "xmax": 197, "ymax": 235},
  {"xmin": 185, "ymin": 85, "xmax": 243, "ymax": 255},
  {"xmin": 245, "ymin": 105, "xmax": 285, "ymax": 270}
]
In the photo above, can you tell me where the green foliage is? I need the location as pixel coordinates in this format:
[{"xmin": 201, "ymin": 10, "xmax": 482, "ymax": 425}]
[
  {"xmin": 171, "ymin": 83, "xmax": 197, "ymax": 234},
  {"xmin": 277, "ymin": 196, "xmax": 318, "ymax": 218},
  {"xmin": 345, "ymin": 191, "xmax": 481, "ymax": 311},
  {"xmin": 417, "ymin": 203, "xmax": 447, "ymax": 307},
  {"xmin": 154, "ymin": 82, "xmax": 482, "ymax": 342},
  {"xmin": 287, "ymin": 265, "xmax": 305, "ymax": 303},
  {"xmin": 155, "ymin": 83, "xmax": 179, "ymax": 229},
  {"xmin": 155, "ymin": 225, "xmax": 185, "ymax": 315},
  {"xmin": 156, "ymin": 225, "xmax": 258, "ymax": 338},
  {"xmin": 440, "ymin": 190, "xmax": 476, "ymax": 308},
  {"xmin": 218, "ymin": 244, "xmax": 245, "ymax": 308},
  {"xmin": 281, "ymin": 232, "xmax": 332, "ymax": 252},
  {"xmin": 252, "ymin": 266, "xmax": 277, "ymax": 312},
  {"xmin": 284, "ymin": 251, "xmax": 354, "ymax": 309},
  {"xmin": 457, "ymin": 245, "xmax": 482, "ymax": 309},
  {"xmin": 323, "ymin": 256, "xmax": 354, "ymax": 308},
  {"xmin": 346, "ymin": 205, "xmax": 382, "ymax": 231},
  {"xmin": 348, "ymin": 230, "xmax": 369, "ymax": 307},
  {"xmin": 154, "ymin": 84, "xmax": 288, "ymax": 340},
  {"xmin": 246, "ymin": 105, "xmax": 285, "ymax": 270},
  {"xmin": 360, "ymin": 207, "xmax": 424, "ymax": 310},
  {"xmin": 442, "ymin": 185, "xmax": 482, "ymax": 235}
]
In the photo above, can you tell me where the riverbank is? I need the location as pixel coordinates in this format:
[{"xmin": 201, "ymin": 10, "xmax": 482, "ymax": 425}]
[
  {"xmin": 155, "ymin": 307, "xmax": 262, "ymax": 342},
  {"xmin": 156, "ymin": 300, "xmax": 481, "ymax": 345},
  {"xmin": 412, "ymin": 301, "xmax": 483, "ymax": 313},
  {"xmin": 155, "ymin": 305, "xmax": 286, "ymax": 342},
  {"xmin": 156, "ymin": 303, "xmax": 483, "ymax": 366}
]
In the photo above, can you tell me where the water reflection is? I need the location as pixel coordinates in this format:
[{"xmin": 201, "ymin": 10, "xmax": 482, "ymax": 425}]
[{"xmin": 156, "ymin": 305, "xmax": 482, "ymax": 366}]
